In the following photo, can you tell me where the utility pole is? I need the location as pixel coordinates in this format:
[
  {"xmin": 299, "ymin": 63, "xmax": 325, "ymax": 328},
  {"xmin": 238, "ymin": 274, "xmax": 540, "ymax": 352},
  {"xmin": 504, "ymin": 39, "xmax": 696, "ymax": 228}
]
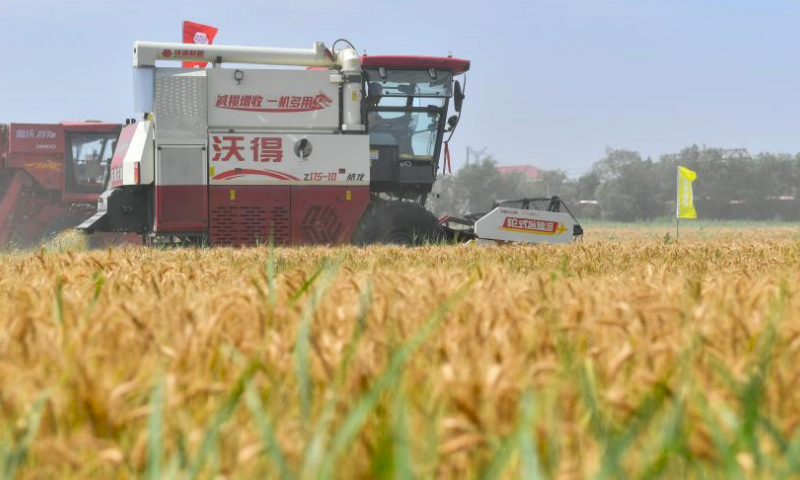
[{"xmin": 465, "ymin": 146, "xmax": 487, "ymax": 165}]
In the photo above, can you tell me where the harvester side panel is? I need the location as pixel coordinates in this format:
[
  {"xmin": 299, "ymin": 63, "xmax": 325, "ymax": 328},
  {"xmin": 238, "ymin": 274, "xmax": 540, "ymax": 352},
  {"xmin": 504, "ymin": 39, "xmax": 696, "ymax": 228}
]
[
  {"xmin": 1, "ymin": 124, "xmax": 7, "ymax": 168},
  {"xmin": 291, "ymin": 186, "xmax": 370, "ymax": 244},
  {"xmin": 207, "ymin": 69, "xmax": 339, "ymax": 131},
  {"xmin": 208, "ymin": 133, "xmax": 369, "ymax": 186},
  {"xmin": 209, "ymin": 186, "xmax": 291, "ymax": 245},
  {"xmin": 154, "ymin": 145, "xmax": 207, "ymax": 232},
  {"xmin": 7, "ymin": 124, "xmax": 65, "ymax": 158},
  {"xmin": 152, "ymin": 69, "xmax": 208, "ymax": 233},
  {"xmin": 110, "ymin": 121, "xmax": 156, "ymax": 188},
  {"xmin": 0, "ymin": 171, "xmax": 27, "ymax": 245},
  {"xmin": 7, "ymin": 124, "xmax": 64, "ymax": 191},
  {"xmin": 155, "ymin": 69, "xmax": 208, "ymax": 143}
]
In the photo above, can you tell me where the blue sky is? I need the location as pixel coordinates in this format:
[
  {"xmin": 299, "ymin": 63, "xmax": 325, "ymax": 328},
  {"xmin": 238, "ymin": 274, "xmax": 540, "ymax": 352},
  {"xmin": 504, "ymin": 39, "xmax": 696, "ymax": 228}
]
[{"xmin": 1, "ymin": 0, "xmax": 799, "ymax": 176}]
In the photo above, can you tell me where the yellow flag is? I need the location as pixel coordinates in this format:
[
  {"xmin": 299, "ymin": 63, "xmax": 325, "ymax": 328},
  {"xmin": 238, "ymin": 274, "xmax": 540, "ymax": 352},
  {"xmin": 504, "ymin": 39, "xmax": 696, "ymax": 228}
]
[{"xmin": 677, "ymin": 166, "xmax": 697, "ymax": 219}]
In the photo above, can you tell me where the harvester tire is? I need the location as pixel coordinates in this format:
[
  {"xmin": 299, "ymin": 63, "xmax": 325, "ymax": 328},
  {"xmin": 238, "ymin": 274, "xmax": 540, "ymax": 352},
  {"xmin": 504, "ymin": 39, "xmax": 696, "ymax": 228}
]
[{"xmin": 352, "ymin": 202, "xmax": 444, "ymax": 246}]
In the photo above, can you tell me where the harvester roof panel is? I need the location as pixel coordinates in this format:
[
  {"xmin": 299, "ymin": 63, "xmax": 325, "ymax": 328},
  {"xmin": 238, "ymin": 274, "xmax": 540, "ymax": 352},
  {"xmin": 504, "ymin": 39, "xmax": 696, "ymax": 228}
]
[
  {"xmin": 60, "ymin": 122, "xmax": 121, "ymax": 133},
  {"xmin": 361, "ymin": 55, "xmax": 470, "ymax": 74}
]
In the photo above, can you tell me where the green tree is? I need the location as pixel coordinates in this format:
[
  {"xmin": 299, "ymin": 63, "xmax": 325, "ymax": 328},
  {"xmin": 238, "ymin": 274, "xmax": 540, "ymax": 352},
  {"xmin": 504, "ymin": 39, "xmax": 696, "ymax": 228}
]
[{"xmin": 592, "ymin": 148, "xmax": 661, "ymax": 221}]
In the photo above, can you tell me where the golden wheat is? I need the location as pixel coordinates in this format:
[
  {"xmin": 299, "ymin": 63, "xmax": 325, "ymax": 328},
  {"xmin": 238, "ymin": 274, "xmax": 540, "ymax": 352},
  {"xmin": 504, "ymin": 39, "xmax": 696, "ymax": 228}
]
[{"xmin": 1, "ymin": 225, "xmax": 800, "ymax": 479}]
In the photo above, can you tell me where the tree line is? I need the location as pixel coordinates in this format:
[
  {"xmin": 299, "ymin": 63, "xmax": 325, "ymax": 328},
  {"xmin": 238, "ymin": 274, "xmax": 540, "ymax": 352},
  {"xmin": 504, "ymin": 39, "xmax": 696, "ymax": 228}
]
[{"xmin": 428, "ymin": 146, "xmax": 800, "ymax": 221}]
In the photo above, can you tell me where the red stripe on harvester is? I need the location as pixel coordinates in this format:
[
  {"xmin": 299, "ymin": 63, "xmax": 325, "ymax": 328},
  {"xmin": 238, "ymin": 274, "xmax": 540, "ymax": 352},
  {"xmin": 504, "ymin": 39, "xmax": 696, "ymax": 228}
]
[{"xmin": 212, "ymin": 169, "xmax": 300, "ymax": 181}]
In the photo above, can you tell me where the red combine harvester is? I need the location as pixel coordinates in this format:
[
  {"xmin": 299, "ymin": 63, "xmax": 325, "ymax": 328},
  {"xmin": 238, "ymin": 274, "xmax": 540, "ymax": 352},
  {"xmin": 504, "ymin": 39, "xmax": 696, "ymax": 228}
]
[{"xmin": 0, "ymin": 122, "xmax": 122, "ymax": 247}]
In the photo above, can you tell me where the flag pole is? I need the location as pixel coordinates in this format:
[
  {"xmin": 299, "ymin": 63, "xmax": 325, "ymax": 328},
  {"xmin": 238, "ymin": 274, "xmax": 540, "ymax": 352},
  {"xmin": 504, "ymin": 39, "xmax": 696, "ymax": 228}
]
[{"xmin": 676, "ymin": 166, "xmax": 680, "ymax": 241}]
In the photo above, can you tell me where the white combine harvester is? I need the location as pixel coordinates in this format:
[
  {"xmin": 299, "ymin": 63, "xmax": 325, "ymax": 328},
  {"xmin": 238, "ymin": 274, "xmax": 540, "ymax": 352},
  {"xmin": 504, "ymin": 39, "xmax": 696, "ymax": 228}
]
[{"xmin": 80, "ymin": 38, "xmax": 583, "ymax": 246}]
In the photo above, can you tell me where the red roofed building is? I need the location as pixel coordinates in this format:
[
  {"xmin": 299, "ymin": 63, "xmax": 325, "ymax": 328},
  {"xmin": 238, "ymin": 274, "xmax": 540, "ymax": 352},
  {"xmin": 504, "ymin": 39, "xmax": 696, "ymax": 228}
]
[{"xmin": 496, "ymin": 165, "xmax": 542, "ymax": 180}]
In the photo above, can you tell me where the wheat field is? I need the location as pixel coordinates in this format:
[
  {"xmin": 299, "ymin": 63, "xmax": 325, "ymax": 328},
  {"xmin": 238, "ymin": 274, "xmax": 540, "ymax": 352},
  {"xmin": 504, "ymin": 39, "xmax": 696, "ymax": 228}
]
[{"xmin": 2, "ymin": 223, "xmax": 800, "ymax": 479}]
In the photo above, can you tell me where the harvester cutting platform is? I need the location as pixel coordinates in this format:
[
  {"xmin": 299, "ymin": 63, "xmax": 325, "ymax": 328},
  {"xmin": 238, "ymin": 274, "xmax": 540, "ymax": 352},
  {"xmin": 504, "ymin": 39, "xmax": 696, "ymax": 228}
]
[{"xmin": 81, "ymin": 39, "xmax": 582, "ymax": 246}]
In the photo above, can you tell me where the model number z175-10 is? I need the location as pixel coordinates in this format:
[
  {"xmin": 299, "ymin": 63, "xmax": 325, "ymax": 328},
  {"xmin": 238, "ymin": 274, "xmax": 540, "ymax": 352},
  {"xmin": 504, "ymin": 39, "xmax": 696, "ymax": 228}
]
[
  {"xmin": 303, "ymin": 172, "xmax": 338, "ymax": 181},
  {"xmin": 302, "ymin": 172, "xmax": 366, "ymax": 182}
]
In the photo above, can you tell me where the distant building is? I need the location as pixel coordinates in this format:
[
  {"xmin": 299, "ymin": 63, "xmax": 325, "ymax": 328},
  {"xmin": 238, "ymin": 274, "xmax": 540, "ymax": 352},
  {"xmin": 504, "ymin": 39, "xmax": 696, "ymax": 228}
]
[{"xmin": 496, "ymin": 165, "xmax": 542, "ymax": 180}]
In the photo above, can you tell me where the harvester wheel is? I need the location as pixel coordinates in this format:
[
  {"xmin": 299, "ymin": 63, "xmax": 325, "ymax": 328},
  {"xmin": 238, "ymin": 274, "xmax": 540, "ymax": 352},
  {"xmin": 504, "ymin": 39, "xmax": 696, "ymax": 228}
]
[{"xmin": 352, "ymin": 202, "xmax": 444, "ymax": 246}]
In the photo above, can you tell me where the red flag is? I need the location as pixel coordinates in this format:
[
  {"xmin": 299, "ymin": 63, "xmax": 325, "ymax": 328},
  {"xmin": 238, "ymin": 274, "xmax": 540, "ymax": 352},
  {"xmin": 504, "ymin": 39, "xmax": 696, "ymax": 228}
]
[{"xmin": 182, "ymin": 21, "xmax": 218, "ymax": 68}]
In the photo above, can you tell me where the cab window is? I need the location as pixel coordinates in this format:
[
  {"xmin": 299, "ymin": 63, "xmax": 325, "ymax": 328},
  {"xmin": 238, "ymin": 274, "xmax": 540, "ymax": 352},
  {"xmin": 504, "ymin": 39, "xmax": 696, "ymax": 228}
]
[
  {"xmin": 66, "ymin": 133, "xmax": 117, "ymax": 194},
  {"xmin": 365, "ymin": 69, "xmax": 451, "ymax": 162}
]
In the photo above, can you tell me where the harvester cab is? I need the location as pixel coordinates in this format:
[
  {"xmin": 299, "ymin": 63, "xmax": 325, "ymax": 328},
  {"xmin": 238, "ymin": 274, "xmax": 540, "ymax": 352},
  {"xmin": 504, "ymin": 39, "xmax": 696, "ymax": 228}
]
[
  {"xmin": 63, "ymin": 126, "xmax": 119, "ymax": 198},
  {"xmin": 362, "ymin": 56, "xmax": 468, "ymax": 203}
]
